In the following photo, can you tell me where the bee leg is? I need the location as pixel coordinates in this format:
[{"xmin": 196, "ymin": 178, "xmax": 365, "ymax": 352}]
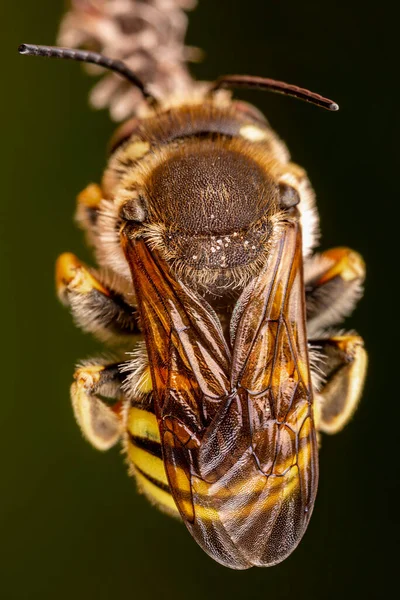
[
  {"xmin": 312, "ymin": 334, "xmax": 367, "ymax": 434},
  {"xmin": 305, "ymin": 248, "xmax": 365, "ymax": 336},
  {"xmin": 75, "ymin": 183, "xmax": 103, "ymax": 247},
  {"xmin": 56, "ymin": 253, "xmax": 140, "ymax": 343},
  {"xmin": 71, "ymin": 361, "xmax": 127, "ymax": 451}
]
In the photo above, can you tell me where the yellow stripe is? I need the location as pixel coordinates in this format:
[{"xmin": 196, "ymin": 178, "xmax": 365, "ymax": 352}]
[
  {"xmin": 128, "ymin": 443, "xmax": 168, "ymax": 486},
  {"xmin": 128, "ymin": 438, "xmax": 192, "ymax": 497},
  {"xmin": 135, "ymin": 470, "xmax": 179, "ymax": 515},
  {"xmin": 128, "ymin": 407, "xmax": 160, "ymax": 443},
  {"xmin": 132, "ymin": 452, "xmax": 217, "ymax": 521},
  {"xmin": 135, "ymin": 460, "xmax": 302, "ymax": 523},
  {"xmin": 191, "ymin": 503, "xmax": 219, "ymax": 521},
  {"xmin": 128, "ymin": 410, "xmax": 313, "ymax": 522}
]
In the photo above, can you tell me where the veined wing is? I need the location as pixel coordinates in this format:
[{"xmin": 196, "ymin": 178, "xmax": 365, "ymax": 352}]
[
  {"xmin": 122, "ymin": 232, "xmax": 252, "ymax": 569},
  {"xmin": 214, "ymin": 220, "xmax": 318, "ymax": 566},
  {"xmin": 122, "ymin": 221, "xmax": 317, "ymax": 569}
]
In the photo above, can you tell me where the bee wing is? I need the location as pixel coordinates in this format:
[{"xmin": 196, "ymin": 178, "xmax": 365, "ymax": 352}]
[
  {"xmin": 183, "ymin": 222, "xmax": 318, "ymax": 568},
  {"xmin": 216, "ymin": 221, "xmax": 319, "ymax": 567},
  {"xmin": 123, "ymin": 234, "xmax": 252, "ymax": 569},
  {"xmin": 122, "ymin": 222, "xmax": 318, "ymax": 569}
]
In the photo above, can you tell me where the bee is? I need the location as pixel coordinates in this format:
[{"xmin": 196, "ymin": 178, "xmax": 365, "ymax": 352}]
[{"xmin": 19, "ymin": 0, "xmax": 367, "ymax": 570}]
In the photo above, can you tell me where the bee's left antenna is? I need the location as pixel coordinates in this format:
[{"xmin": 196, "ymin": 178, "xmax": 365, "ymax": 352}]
[{"xmin": 18, "ymin": 43, "xmax": 157, "ymax": 105}]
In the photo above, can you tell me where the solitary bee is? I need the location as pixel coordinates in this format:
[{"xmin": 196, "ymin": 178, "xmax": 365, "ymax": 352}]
[{"xmin": 19, "ymin": 0, "xmax": 366, "ymax": 569}]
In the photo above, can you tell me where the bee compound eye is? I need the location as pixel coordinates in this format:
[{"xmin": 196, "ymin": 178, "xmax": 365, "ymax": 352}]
[
  {"xmin": 278, "ymin": 183, "xmax": 301, "ymax": 209},
  {"xmin": 119, "ymin": 196, "xmax": 147, "ymax": 223}
]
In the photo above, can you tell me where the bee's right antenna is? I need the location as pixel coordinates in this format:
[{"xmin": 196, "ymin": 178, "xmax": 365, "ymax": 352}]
[
  {"xmin": 209, "ymin": 74, "xmax": 339, "ymax": 111},
  {"xmin": 18, "ymin": 43, "xmax": 157, "ymax": 106}
]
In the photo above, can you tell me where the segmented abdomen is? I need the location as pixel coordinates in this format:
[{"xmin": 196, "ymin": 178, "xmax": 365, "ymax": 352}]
[{"xmin": 126, "ymin": 404, "xmax": 180, "ymax": 517}]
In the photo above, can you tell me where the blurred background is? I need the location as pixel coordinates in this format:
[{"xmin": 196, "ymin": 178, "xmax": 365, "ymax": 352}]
[{"xmin": 1, "ymin": 1, "xmax": 397, "ymax": 598}]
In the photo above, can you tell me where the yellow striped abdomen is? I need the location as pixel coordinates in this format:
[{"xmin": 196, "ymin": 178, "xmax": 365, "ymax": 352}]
[{"xmin": 126, "ymin": 405, "xmax": 180, "ymax": 517}]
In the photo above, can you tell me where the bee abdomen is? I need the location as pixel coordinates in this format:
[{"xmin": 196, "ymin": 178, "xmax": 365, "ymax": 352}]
[{"xmin": 126, "ymin": 406, "xmax": 180, "ymax": 517}]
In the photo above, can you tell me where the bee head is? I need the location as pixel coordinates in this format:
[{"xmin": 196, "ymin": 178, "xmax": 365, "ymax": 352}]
[{"xmin": 110, "ymin": 103, "xmax": 308, "ymax": 292}]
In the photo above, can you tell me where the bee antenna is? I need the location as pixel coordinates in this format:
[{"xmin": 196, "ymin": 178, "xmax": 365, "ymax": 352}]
[
  {"xmin": 18, "ymin": 43, "xmax": 157, "ymax": 106},
  {"xmin": 209, "ymin": 75, "xmax": 339, "ymax": 111}
]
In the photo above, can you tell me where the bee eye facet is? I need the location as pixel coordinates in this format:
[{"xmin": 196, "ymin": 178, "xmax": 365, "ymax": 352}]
[
  {"xmin": 119, "ymin": 196, "xmax": 147, "ymax": 222},
  {"xmin": 279, "ymin": 183, "xmax": 300, "ymax": 208}
]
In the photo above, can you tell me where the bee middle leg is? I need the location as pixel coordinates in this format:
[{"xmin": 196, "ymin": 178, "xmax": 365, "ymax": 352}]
[
  {"xmin": 305, "ymin": 247, "xmax": 365, "ymax": 336},
  {"xmin": 56, "ymin": 252, "xmax": 140, "ymax": 343}
]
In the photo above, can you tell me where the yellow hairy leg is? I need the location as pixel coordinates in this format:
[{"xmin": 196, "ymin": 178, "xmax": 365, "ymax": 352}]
[
  {"xmin": 75, "ymin": 183, "xmax": 103, "ymax": 245},
  {"xmin": 56, "ymin": 252, "xmax": 140, "ymax": 342},
  {"xmin": 305, "ymin": 247, "xmax": 365, "ymax": 336},
  {"xmin": 56, "ymin": 252, "xmax": 109, "ymax": 303},
  {"xmin": 71, "ymin": 363, "xmax": 125, "ymax": 451},
  {"xmin": 314, "ymin": 335, "xmax": 367, "ymax": 434},
  {"xmin": 317, "ymin": 247, "xmax": 365, "ymax": 284}
]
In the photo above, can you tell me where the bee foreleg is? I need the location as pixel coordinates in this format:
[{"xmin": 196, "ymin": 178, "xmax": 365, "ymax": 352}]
[
  {"xmin": 305, "ymin": 248, "xmax": 365, "ymax": 336},
  {"xmin": 75, "ymin": 183, "xmax": 103, "ymax": 247},
  {"xmin": 56, "ymin": 253, "xmax": 140, "ymax": 343},
  {"xmin": 311, "ymin": 334, "xmax": 367, "ymax": 434},
  {"xmin": 71, "ymin": 361, "xmax": 127, "ymax": 450}
]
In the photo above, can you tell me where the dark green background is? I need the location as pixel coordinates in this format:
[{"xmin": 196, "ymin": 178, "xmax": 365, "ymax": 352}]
[{"xmin": 1, "ymin": 1, "xmax": 398, "ymax": 598}]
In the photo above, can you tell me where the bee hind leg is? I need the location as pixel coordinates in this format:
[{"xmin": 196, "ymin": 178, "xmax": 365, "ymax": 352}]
[
  {"xmin": 71, "ymin": 361, "xmax": 127, "ymax": 451},
  {"xmin": 56, "ymin": 252, "xmax": 140, "ymax": 344},
  {"xmin": 311, "ymin": 334, "xmax": 367, "ymax": 434}
]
